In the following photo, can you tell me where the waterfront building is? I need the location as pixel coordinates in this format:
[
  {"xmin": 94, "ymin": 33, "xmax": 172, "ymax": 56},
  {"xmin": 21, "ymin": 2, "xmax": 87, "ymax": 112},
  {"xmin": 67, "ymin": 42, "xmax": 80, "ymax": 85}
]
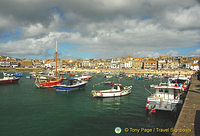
[
  {"xmin": 190, "ymin": 63, "xmax": 199, "ymax": 71},
  {"xmin": 21, "ymin": 59, "xmax": 33, "ymax": 68},
  {"xmin": 171, "ymin": 60, "xmax": 179, "ymax": 69},
  {"xmin": 111, "ymin": 58, "xmax": 121, "ymax": 69},
  {"xmin": 33, "ymin": 59, "xmax": 43, "ymax": 68},
  {"xmin": 132, "ymin": 60, "xmax": 142, "ymax": 70},
  {"xmin": 0, "ymin": 61, "xmax": 11, "ymax": 67},
  {"xmin": 102, "ymin": 59, "xmax": 112, "ymax": 69},
  {"xmin": 158, "ymin": 60, "xmax": 167, "ymax": 70},
  {"xmin": 143, "ymin": 60, "xmax": 157, "ymax": 70}
]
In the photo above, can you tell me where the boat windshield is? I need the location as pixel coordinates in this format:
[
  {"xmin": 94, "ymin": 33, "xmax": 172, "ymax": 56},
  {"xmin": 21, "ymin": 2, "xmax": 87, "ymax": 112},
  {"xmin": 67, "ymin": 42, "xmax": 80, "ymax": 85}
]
[
  {"xmin": 114, "ymin": 86, "xmax": 118, "ymax": 90},
  {"xmin": 169, "ymin": 79, "xmax": 186, "ymax": 84}
]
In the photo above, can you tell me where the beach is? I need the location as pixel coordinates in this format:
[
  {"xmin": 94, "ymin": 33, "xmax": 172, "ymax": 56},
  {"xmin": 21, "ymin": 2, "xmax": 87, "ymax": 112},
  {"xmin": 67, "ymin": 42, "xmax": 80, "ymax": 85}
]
[
  {"xmin": 0, "ymin": 67, "xmax": 195, "ymax": 75},
  {"xmin": 60, "ymin": 68, "xmax": 195, "ymax": 75}
]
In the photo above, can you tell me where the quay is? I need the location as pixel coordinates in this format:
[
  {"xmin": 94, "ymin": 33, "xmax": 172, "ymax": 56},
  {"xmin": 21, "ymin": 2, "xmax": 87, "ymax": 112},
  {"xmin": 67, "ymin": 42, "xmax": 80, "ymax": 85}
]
[{"xmin": 172, "ymin": 72, "xmax": 200, "ymax": 136}]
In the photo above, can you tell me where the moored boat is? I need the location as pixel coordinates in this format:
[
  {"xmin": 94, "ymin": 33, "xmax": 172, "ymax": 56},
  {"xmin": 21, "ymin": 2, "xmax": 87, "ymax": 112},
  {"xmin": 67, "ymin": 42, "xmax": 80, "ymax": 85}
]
[
  {"xmin": 104, "ymin": 81, "xmax": 114, "ymax": 85},
  {"xmin": 33, "ymin": 40, "xmax": 63, "ymax": 88},
  {"xmin": 145, "ymin": 85, "xmax": 184, "ymax": 113},
  {"xmin": 168, "ymin": 75, "xmax": 190, "ymax": 91},
  {"xmin": 0, "ymin": 76, "xmax": 20, "ymax": 84},
  {"xmin": 91, "ymin": 84, "xmax": 132, "ymax": 98},
  {"xmin": 55, "ymin": 78, "xmax": 87, "ymax": 91},
  {"xmin": 13, "ymin": 73, "xmax": 23, "ymax": 77},
  {"xmin": 34, "ymin": 77, "xmax": 63, "ymax": 88},
  {"xmin": 75, "ymin": 75, "xmax": 93, "ymax": 81}
]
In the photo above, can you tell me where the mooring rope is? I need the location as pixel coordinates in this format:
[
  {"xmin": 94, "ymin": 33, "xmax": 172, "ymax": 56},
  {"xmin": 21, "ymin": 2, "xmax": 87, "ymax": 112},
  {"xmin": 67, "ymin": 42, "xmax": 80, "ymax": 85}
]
[{"xmin": 144, "ymin": 85, "xmax": 152, "ymax": 95}]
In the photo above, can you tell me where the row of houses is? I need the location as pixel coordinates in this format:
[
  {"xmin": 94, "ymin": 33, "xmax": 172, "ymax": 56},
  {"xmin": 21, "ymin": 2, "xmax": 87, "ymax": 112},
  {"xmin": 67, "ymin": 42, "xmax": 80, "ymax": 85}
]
[
  {"xmin": 64, "ymin": 56, "xmax": 200, "ymax": 71},
  {"xmin": 0, "ymin": 55, "xmax": 199, "ymax": 71}
]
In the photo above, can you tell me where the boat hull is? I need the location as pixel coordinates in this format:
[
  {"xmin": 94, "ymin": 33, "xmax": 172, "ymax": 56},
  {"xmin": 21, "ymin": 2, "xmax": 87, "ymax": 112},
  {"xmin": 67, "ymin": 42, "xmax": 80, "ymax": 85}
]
[
  {"xmin": 0, "ymin": 78, "xmax": 20, "ymax": 84},
  {"xmin": 80, "ymin": 77, "xmax": 91, "ymax": 81},
  {"xmin": 91, "ymin": 86, "xmax": 132, "ymax": 98},
  {"xmin": 34, "ymin": 79, "xmax": 63, "ymax": 88},
  {"xmin": 13, "ymin": 74, "xmax": 23, "ymax": 77},
  {"xmin": 56, "ymin": 82, "xmax": 87, "ymax": 91}
]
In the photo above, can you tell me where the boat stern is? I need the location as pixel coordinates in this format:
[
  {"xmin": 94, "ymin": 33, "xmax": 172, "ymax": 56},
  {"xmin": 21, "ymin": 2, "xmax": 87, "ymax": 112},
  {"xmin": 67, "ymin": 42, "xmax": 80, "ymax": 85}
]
[{"xmin": 91, "ymin": 90, "xmax": 98, "ymax": 97}]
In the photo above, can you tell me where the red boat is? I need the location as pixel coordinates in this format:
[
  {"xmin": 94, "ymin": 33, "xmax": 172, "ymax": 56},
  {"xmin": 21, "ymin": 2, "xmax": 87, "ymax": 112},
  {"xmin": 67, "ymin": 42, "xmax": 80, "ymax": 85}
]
[
  {"xmin": 0, "ymin": 76, "xmax": 20, "ymax": 84},
  {"xmin": 77, "ymin": 75, "xmax": 93, "ymax": 81},
  {"xmin": 69, "ymin": 73, "xmax": 75, "ymax": 76},
  {"xmin": 34, "ymin": 77, "xmax": 63, "ymax": 88},
  {"xmin": 34, "ymin": 40, "xmax": 63, "ymax": 88}
]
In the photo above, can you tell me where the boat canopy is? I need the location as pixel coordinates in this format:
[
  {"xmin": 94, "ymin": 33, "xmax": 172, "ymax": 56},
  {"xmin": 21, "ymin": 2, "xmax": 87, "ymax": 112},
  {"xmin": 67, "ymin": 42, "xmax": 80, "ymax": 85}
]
[
  {"xmin": 68, "ymin": 78, "xmax": 78, "ymax": 81},
  {"xmin": 114, "ymin": 84, "xmax": 122, "ymax": 87}
]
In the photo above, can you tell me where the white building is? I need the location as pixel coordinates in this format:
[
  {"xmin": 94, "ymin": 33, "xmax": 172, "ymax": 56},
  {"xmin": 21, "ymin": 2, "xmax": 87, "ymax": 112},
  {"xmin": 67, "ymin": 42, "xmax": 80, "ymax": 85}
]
[{"xmin": 190, "ymin": 64, "xmax": 199, "ymax": 71}]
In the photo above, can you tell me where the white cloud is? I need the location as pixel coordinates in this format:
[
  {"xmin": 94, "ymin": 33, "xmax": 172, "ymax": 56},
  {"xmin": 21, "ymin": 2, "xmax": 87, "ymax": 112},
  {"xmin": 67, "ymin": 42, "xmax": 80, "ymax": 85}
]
[
  {"xmin": 164, "ymin": 5, "xmax": 200, "ymax": 30},
  {"xmin": 0, "ymin": 17, "xmax": 200, "ymax": 58},
  {"xmin": 21, "ymin": 14, "xmax": 64, "ymax": 38},
  {"xmin": 190, "ymin": 49, "xmax": 200, "ymax": 56},
  {"xmin": 0, "ymin": 0, "xmax": 200, "ymax": 58}
]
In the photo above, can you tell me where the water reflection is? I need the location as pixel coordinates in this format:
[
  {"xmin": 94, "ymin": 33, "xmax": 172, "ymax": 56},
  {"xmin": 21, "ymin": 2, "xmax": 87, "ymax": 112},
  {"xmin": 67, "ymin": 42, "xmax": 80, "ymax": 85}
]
[{"xmin": 95, "ymin": 97, "xmax": 123, "ymax": 111}]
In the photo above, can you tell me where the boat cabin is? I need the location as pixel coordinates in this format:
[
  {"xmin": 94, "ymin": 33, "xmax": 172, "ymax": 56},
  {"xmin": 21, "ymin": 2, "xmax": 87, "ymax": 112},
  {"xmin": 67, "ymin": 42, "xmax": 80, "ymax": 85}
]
[
  {"xmin": 68, "ymin": 78, "xmax": 81, "ymax": 85},
  {"xmin": 154, "ymin": 86, "xmax": 182, "ymax": 100},
  {"xmin": 113, "ymin": 84, "xmax": 124, "ymax": 91},
  {"xmin": 168, "ymin": 77, "xmax": 190, "ymax": 86}
]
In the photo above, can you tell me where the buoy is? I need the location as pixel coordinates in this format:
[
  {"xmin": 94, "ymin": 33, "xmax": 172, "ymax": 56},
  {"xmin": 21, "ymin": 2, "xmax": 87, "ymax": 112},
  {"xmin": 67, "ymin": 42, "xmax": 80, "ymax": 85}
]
[{"xmin": 151, "ymin": 109, "xmax": 156, "ymax": 113}]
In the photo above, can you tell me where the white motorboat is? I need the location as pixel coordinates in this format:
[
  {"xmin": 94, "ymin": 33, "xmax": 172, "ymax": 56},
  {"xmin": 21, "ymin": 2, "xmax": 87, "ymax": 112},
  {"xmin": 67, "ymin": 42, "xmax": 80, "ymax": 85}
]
[
  {"xmin": 168, "ymin": 75, "xmax": 190, "ymax": 91},
  {"xmin": 91, "ymin": 84, "xmax": 132, "ymax": 98},
  {"xmin": 145, "ymin": 85, "xmax": 184, "ymax": 113}
]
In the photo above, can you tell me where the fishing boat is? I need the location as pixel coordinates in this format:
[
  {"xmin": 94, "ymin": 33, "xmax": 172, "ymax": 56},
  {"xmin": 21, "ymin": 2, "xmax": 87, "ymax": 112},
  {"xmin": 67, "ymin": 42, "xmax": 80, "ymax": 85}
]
[
  {"xmin": 145, "ymin": 85, "xmax": 184, "ymax": 113},
  {"xmin": 76, "ymin": 75, "xmax": 93, "ymax": 81},
  {"xmin": 104, "ymin": 81, "xmax": 114, "ymax": 85},
  {"xmin": 13, "ymin": 73, "xmax": 23, "ymax": 77},
  {"xmin": 69, "ymin": 73, "xmax": 75, "ymax": 77},
  {"xmin": 55, "ymin": 78, "xmax": 87, "ymax": 91},
  {"xmin": 3, "ymin": 72, "xmax": 13, "ymax": 77},
  {"xmin": 38, "ymin": 71, "xmax": 45, "ymax": 74},
  {"xmin": 29, "ymin": 72, "xmax": 36, "ymax": 75},
  {"xmin": 104, "ymin": 75, "xmax": 112, "ymax": 79},
  {"xmin": 0, "ymin": 76, "xmax": 20, "ymax": 84},
  {"xmin": 34, "ymin": 40, "xmax": 63, "ymax": 88},
  {"xmin": 168, "ymin": 75, "xmax": 190, "ymax": 91},
  {"xmin": 91, "ymin": 84, "xmax": 132, "ymax": 98},
  {"xmin": 34, "ymin": 76, "xmax": 63, "ymax": 88}
]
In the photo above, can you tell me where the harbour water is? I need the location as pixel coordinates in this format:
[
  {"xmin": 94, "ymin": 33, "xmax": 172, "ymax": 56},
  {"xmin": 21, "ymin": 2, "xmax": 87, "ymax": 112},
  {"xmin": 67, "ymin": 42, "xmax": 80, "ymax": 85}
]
[{"xmin": 0, "ymin": 72, "xmax": 178, "ymax": 136}]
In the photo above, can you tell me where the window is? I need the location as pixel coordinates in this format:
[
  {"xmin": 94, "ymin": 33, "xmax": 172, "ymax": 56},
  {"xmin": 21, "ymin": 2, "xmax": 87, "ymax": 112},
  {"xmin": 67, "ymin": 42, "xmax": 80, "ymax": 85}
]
[{"xmin": 159, "ymin": 89, "xmax": 163, "ymax": 92}]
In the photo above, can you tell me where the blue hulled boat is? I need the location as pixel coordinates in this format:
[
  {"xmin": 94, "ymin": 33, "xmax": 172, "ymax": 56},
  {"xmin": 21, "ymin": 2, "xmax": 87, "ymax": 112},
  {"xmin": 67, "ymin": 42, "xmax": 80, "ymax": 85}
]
[
  {"xmin": 13, "ymin": 74, "xmax": 23, "ymax": 77},
  {"xmin": 55, "ymin": 78, "xmax": 87, "ymax": 91}
]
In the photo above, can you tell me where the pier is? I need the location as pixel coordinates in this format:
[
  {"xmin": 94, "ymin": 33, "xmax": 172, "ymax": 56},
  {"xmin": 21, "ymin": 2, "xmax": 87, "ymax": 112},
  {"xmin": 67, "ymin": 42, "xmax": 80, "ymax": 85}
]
[{"xmin": 172, "ymin": 73, "xmax": 200, "ymax": 136}]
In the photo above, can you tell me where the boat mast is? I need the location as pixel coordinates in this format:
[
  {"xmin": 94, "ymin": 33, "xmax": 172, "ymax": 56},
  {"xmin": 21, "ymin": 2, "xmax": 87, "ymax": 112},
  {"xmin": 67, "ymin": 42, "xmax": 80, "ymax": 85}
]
[{"xmin": 56, "ymin": 40, "xmax": 58, "ymax": 77}]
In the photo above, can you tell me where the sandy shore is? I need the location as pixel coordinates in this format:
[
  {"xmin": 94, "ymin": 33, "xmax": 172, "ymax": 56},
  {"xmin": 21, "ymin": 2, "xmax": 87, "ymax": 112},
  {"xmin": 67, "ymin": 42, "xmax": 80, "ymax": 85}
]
[
  {"xmin": 0, "ymin": 67, "xmax": 195, "ymax": 75},
  {"xmin": 59, "ymin": 68, "xmax": 195, "ymax": 75}
]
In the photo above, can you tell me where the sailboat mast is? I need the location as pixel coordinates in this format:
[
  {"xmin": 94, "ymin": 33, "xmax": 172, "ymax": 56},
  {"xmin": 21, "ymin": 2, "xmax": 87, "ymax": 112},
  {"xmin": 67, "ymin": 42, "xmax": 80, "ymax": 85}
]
[{"xmin": 56, "ymin": 40, "xmax": 58, "ymax": 77}]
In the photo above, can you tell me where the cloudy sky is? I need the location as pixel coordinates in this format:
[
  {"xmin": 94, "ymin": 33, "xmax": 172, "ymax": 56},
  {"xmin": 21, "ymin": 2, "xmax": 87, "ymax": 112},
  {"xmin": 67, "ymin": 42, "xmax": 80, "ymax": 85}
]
[{"xmin": 0, "ymin": 0, "xmax": 200, "ymax": 59}]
